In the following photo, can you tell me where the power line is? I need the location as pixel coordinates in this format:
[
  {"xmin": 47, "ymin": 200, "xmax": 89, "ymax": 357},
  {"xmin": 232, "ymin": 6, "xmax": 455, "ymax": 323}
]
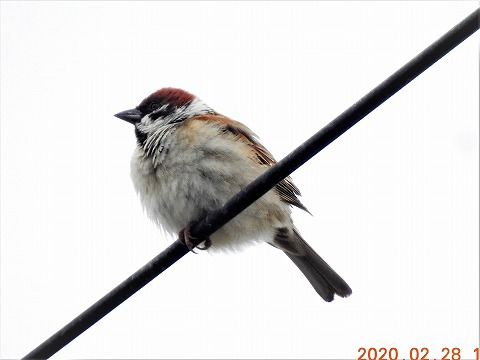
[{"xmin": 23, "ymin": 8, "xmax": 479, "ymax": 359}]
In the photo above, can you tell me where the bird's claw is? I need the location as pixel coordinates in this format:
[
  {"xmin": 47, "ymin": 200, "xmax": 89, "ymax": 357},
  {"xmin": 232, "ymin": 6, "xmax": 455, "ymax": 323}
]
[
  {"xmin": 196, "ymin": 237, "xmax": 212, "ymax": 250},
  {"xmin": 178, "ymin": 225, "xmax": 211, "ymax": 253}
]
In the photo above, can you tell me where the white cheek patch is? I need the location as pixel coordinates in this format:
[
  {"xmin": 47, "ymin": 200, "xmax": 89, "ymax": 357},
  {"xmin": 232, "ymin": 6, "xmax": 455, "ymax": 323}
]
[
  {"xmin": 137, "ymin": 98, "xmax": 214, "ymax": 161},
  {"xmin": 182, "ymin": 98, "xmax": 213, "ymax": 118}
]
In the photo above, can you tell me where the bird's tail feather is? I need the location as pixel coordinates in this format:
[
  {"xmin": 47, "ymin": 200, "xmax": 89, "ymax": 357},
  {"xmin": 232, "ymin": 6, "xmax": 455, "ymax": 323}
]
[{"xmin": 280, "ymin": 229, "xmax": 352, "ymax": 302}]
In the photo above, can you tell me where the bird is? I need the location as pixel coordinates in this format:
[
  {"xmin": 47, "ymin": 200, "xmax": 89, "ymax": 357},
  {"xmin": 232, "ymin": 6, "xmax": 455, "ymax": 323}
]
[{"xmin": 115, "ymin": 87, "xmax": 352, "ymax": 302}]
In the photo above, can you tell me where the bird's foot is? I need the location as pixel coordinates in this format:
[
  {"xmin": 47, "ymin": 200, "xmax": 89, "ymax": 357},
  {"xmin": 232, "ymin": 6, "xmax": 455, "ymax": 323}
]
[{"xmin": 178, "ymin": 224, "xmax": 211, "ymax": 253}]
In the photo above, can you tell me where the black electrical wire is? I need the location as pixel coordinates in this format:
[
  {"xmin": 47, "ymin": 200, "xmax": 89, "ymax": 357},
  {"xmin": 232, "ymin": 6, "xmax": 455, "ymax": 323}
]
[{"xmin": 23, "ymin": 8, "xmax": 479, "ymax": 359}]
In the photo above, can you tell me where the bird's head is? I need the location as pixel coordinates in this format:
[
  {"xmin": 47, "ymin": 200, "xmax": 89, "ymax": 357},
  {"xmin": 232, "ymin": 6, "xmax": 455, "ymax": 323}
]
[{"xmin": 115, "ymin": 87, "xmax": 214, "ymax": 149}]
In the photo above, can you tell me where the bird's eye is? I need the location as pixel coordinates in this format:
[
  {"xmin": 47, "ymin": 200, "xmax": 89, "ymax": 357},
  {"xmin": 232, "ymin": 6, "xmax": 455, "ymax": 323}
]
[{"xmin": 149, "ymin": 103, "xmax": 158, "ymax": 112}]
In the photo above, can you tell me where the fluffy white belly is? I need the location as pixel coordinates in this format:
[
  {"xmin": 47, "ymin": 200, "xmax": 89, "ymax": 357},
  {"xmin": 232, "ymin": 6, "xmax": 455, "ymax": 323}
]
[{"xmin": 130, "ymin": 122, "xmax": 291, "ymax": 252}]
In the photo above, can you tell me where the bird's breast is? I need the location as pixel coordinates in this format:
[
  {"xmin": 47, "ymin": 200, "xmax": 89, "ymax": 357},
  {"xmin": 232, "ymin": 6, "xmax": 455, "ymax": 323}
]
[{"xmin": 130, "ymin": 119, "xmax": 292, "ymax": 249}]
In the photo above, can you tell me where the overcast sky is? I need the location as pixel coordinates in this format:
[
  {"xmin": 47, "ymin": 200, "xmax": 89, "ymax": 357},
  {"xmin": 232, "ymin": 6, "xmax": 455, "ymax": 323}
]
[{"xmin": 1, "ymin": 1, "xmax": 478, "ymax": 359}]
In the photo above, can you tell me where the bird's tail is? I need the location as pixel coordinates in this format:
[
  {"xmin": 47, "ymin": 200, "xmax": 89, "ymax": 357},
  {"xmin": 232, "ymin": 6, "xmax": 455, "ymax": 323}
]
[{"xmin": 276, "ymin": 229, "xmax": 352, "ymax": 302}]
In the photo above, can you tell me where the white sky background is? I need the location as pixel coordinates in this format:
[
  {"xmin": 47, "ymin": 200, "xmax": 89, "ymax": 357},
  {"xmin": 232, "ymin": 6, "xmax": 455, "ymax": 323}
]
[{"xmin": 1, "ymin": 1, "xmax": 478, "ymax": 359}]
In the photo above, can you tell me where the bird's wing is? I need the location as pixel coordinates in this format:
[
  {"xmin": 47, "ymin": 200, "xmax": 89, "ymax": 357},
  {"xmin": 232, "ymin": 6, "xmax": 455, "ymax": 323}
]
[{"xmin": 193, "ymin": 114, "xmax": 310, "ymax": 213}]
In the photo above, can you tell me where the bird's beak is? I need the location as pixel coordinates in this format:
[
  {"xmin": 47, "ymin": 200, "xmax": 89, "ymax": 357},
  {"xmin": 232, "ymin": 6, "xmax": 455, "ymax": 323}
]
[{"xmin": 114, "ymin": 108, "xmax": 143, "ymax": 124}]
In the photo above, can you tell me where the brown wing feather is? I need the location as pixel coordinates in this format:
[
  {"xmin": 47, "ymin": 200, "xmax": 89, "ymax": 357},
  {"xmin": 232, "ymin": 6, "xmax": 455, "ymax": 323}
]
[{"xmin": 193, "ymin": 114, "xmax": 310, "ymax": 213}]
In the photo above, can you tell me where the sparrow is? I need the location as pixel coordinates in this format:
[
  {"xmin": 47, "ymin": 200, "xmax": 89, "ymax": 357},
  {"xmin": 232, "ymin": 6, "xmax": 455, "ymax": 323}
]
[{"xmin": 115, "ymin": 87, "xmax": 352, "ymax": 302}]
